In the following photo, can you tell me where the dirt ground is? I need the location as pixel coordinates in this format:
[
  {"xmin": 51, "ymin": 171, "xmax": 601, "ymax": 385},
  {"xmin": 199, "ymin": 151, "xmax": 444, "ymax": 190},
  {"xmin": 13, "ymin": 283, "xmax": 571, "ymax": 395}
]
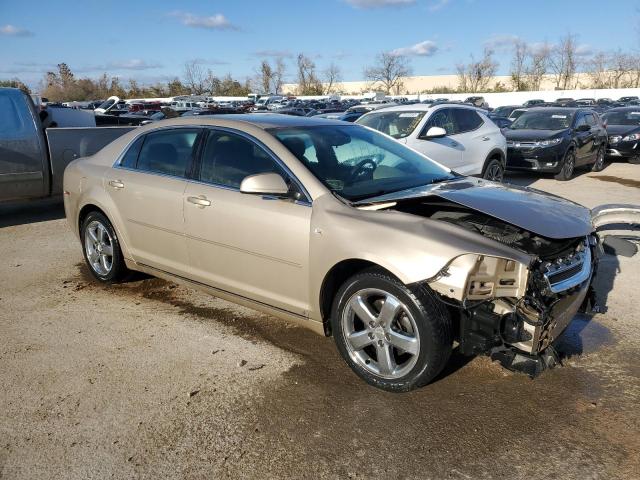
[{"xmin": 1, "ymin": 163, "xmax": 639, "ymax": 479}]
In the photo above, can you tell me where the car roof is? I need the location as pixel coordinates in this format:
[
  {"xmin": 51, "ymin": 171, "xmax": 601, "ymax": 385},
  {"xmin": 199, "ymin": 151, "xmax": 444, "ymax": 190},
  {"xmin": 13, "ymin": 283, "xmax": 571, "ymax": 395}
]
[
  {"xmin": 368, "ymin": 103, "xmax": 477, "ymax": 113},
  {"xmin": 605, "ymin": 106, "xmax": 640, "ymax": 112},
  {"xmin": 143, "ymin": 113, "xmax": 348, "ymax": 130}
]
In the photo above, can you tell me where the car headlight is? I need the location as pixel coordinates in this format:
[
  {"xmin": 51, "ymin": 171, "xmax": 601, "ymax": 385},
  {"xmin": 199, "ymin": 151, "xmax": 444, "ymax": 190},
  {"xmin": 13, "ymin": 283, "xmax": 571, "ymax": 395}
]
[
  {"xmin": 622, "ymin": 133, "xmax": 640, "ymax": 141},
  {"xmin": 534, "ymin": 138, "xmax": 563, "ymax": 148}
]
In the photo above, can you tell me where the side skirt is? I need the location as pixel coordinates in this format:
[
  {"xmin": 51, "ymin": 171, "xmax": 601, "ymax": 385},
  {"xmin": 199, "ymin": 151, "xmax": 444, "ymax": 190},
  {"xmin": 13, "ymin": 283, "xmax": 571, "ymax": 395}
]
[{"xmin": 124, "ymin": 259, "xmax": 325, "ymax": 336}]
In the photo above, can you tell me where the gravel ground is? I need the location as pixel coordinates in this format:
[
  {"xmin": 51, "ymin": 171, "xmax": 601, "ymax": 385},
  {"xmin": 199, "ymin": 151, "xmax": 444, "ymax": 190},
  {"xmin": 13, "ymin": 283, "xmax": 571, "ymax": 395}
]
[{"xmin": 1, "ymin": 162, "xmax": 639, "ymax": 479}]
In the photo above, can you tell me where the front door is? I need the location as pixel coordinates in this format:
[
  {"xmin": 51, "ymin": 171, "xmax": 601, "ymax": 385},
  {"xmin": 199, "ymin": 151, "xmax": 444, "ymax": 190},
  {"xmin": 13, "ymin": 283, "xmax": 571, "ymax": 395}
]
[
  {"xmin": 105, "ymin": 128, "xmax": 201, "ymax": 275},
  {"xmin": 406, "ymin": 107, "xmax": 464, "ymax": 170},
  {"xmin": 183, "ymin": 129, "xmax": 312, "ymax": 315}
]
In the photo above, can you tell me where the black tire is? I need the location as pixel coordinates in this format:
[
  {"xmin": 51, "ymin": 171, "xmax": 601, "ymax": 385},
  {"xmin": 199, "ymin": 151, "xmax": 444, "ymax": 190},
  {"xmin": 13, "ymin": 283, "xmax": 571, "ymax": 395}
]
[
  {"xmin": 482, "ymin": 157, "xmax": 505, "ymax": 182},
  {"xmin": 81, "ymin": 211, "xmax": 129, "ymax": 283},
  {"xmin": 591, "ymin": 145, "xmax": 606, "ymax": 172},
  {"xmin": 330, "ymin": 268, "xmax": 452, "ymax": 392},
  {"xmin": 555, "ymin": 148, "xmax": 576, "ymax": 181},
  {"xmin": 629, "ymin": 155, "xmax": 640, "ymax": 165}
]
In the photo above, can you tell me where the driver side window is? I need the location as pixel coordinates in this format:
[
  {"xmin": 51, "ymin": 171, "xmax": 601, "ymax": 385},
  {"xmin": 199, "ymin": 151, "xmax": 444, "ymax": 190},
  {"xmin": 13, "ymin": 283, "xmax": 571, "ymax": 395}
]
[
  {"xmin": 198, "ymin": 130, "xmax": 285, "ymax": 189},
  {"xmin": 422, "ymin": 108, "xmax": 458, "ymax": 136}
]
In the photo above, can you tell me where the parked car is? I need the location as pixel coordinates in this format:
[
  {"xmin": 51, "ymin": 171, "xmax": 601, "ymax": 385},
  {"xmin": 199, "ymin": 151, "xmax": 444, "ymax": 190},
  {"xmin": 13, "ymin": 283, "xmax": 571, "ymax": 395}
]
[
  {"xmin": 356, "ymin": 103, "xmax": 506, "ymax": 180},
  {"xmin": 504, "ymin": 108, "xmax": 607, "ymax": 180},
  {"xmin": 64, "ymin": 114, "xmax": 605, "ymax": 391},
  {"xmin": 490, "ymin": 105, "xmax": 520, "ymax": 118},
  {"xmin": 314, "ymin": 111, "xmax": 364, "ymax": 122},
  {"xmin": 618, "ymin": 96, "xmax": 639, "ymax": 103},
  {"xmin": 523, "ymin": 99, "xmax": 545, "ymax": 107},
  {"xmin": 490, "ymin": 116, "xmax": 513, "ymax": 130},
  {"xmin": 464, "ymin": 96, "xmax": 489, "ymax": 109},
  {"xmin": 0, "ymin": 88, "xmax": 133, "ymax": 202},
  {"xmin": 601, "ymin": 107, "xmax": 640, "ymax": 162}
]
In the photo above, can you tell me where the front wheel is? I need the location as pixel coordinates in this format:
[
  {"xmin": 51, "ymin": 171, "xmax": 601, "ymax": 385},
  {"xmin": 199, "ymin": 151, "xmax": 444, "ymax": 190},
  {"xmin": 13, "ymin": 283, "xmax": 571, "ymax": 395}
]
[
  {"xmin": 591, "ymin": 145, "xmax": 606, "ymax": 172},
  {"xmin": 555, "ymin": 149, "xmax": 576, "ymax": 181},
  {"xmin": 81, "ymin": 211, "xmax": 129, "ymax": 283},
  {"xmin": 482, "ymin": 158, "xmax": 505, "ymax": 182},
  {"xmin": 330, "ymin": 269, "xmax": 452, "ymax": 392}
]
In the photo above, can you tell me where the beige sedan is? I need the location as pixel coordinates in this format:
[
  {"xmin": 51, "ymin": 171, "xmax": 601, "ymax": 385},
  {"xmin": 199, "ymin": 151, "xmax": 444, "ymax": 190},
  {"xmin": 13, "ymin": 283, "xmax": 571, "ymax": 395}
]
[{"xmin": 64, "ymin": 115, "xmax": 598, "ymax": 391}]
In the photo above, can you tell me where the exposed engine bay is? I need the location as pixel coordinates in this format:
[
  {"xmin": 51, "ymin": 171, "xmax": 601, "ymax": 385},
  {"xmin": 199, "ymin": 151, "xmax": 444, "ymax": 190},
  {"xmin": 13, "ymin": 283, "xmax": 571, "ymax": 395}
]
[{"xmin": 387, "ymin": 197, "xmax": 599, "ymax": 377}]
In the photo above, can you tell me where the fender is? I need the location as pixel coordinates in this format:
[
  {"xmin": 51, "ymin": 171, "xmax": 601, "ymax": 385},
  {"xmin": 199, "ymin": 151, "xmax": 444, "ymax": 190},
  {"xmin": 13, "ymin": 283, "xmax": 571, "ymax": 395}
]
[{"xmin": 591, "ymin": 204, "xmax": 640, "ymax": 230}]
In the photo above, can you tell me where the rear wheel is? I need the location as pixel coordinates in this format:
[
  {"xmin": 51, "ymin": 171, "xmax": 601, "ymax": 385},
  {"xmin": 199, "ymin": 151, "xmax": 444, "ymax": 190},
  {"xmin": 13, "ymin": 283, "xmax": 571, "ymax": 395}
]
[
  {"xmin": 331, "ymin": 269, "xmax": 452, "ymax": 392},
  {"xmin": 555, "ymin": 149, "xmax": 576, "ymax": 181},
  {"xmin": 591, "ymin": 145, "xmax": 606, "ymax": 172},
  {"xmin": 81, "ymin": 211, "xmax": 129, "ymax": 283},
  {"xmin": 482, "ymin": 158, "xmax": 505, "ymax": 182}
]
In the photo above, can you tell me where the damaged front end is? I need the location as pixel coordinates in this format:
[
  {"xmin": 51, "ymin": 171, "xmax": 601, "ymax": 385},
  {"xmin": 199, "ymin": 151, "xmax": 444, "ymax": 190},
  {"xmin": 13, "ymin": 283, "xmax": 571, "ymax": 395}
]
[{"xmin": 394, "ymin": 199, "xmax": 601, "ymax": 377}]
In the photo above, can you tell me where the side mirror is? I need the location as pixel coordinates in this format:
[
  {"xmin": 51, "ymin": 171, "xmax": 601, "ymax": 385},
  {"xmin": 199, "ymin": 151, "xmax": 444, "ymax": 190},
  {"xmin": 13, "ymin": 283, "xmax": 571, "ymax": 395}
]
[
  {"xmin": 240, "ymin": 172, "xmax": 289, "ymax": 196},
  {"xmin": 576, "ymin": 124, "xmax": 591, "ymax": 132},
  {"xmin": 421, "ymin": 126, "xmax": 447, "ymax": 139}
]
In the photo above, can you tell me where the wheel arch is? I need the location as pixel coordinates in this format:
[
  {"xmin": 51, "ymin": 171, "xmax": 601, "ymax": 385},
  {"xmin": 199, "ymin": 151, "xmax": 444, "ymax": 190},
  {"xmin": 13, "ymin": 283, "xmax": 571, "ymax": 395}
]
[
  {"xmin": 482, "ymin": 148, "xmax": 506, "ymax": 173},
  {"xmin": 318, "ymin": 259, "xmax": 401, "ymax": 336}
]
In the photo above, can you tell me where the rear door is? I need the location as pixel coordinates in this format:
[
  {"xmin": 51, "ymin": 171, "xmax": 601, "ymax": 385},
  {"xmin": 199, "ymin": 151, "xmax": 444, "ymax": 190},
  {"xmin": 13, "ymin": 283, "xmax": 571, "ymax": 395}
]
[
  {"xmin": 406, "ymin": 107, "xmax": 464, "ymax": 170},
  {"xmin": 450, "ymin": 107, "xmax": 495, "ymax": 175},
  {"xmin": 105, "ymin": 127, "xmax": 202, "ymax": 276},
  {"xmin": 0, "ymin": 90, "xmax": 47, "ymax": 201}
]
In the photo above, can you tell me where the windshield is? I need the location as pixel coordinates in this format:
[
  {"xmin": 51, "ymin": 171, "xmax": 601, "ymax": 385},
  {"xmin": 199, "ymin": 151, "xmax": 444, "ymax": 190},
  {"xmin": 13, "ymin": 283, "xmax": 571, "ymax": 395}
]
[
  {"xmin": 602, "ymin": 110, "xmax": 640, "ymax": 126},
  {"xmin": 270, "ymin": 125, "xmax": 454, "ymax": 202},
  {"xmin": 510, "ymin": 111, "xmax": 572, "ymax": 130},
  {"xmin": 356, "ymin": 111, "xmax": 426, "ymax": 139},
  {"xmin": 97, "ymin": 98, "xmax": 115, "ymax": 110}
]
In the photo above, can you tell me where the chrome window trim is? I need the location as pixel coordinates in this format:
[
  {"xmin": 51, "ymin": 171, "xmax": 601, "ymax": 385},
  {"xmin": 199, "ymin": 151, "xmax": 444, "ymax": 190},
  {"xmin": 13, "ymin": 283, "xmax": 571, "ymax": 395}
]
[{"xmin": 112, "ymin": 124, "xmax": 312, "ymax": 206}]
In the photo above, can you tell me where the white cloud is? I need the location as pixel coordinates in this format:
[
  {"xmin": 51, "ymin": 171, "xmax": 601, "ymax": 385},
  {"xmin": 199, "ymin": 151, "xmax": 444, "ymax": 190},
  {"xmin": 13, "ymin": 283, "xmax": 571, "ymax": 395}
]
[
  {"xmin": 106, "ymin": 59, "xmax": 162, "ymax": 70},
  {"xmin": 253, "ymin": 49, "xmax": 293, "ymax": 58},
  {"xmin": 170, "ymin": 12, "xmax": 238, "ymax": 30},
  {"xmin": 345, "ymin": 0, "xmax": 415, "ymax": 9},
  {"xmin": 0, "ymin": 24, "xmax": 33, "ymax": 37},
  {"xmin": 391, "ymin": 40, "xmax": 438, "ymax": 57},
  {"xmin": 428, "ymin": 0, "xmax": 451, "ymax": 12},
  {"xmin": 483, "ymin": 34, "xmax": 520, "ymax": 52},
  {"xmin": 575, "ymin": 44, "xmax": 593, "ymax": 57}
]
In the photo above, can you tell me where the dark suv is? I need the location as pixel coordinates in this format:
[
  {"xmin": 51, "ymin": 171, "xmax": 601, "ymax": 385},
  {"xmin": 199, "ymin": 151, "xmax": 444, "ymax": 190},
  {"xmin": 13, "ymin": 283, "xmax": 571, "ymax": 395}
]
[{"xmin": 504, "ymin": 108, "xmax": 607, "ymax": 180}]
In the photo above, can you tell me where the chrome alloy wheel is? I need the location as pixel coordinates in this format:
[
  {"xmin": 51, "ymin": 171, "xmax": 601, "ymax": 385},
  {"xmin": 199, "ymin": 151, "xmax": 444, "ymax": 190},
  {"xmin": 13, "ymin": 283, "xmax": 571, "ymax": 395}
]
[
  {"xmin": 84, "ymin": 220, "xmax": 114, "ymax": 276},
  {"xmin": 341, "ymin": 288, "xmax": 420, "ymax": 379}
]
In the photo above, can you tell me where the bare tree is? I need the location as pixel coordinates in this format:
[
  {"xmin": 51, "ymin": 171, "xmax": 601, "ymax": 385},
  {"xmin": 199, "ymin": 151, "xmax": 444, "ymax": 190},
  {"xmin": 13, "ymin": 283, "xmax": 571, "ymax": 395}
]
[
  {"xmin": 296, "ymin": 53, "xmax": 323, "ymax": 95},
  {"xmin": 510, "ymin": 40, "xmax": 529, "ymax": 91},
  {"xmin": 323, "ymin": 62, "xmax": 342, "ymax": 94},
  {"xmin": 259, "ymin": 60, "xmax": 273, "ymax": 94},
  {"xmin": 524, "ymin": 43, "xmax": 551, "ymax": 91},
  {"xmin": 364, "ymin": 52, "xmax": 411, "ymax": 94},
  {"xmin": 548, "ymin": 34, "xmax": 579, "ymax": 90},
  {"xmin": 183, "ymin": 60, "xmax": 207, "ymax": 94},
  {"xmin": 272, "ymin": 57, "xmax": 286, "ymax": 94},
  {"xmin": 456, "ymin": 48, "xmax": 498, "ymax": 93}
]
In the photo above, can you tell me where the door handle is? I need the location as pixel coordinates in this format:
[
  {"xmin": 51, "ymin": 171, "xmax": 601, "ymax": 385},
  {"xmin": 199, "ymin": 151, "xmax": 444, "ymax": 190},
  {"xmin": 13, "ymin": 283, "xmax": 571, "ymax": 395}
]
[
  {"xmin": 187, "ymin": 195, "xmax": 211, "ymax": 207},
  {"xmin": 482, "ymin": 136, "xmax": 490, "ymax": 141},
  {"xmin": 108, "ymin": 180, "xmax": 124, "ymax": 189}
]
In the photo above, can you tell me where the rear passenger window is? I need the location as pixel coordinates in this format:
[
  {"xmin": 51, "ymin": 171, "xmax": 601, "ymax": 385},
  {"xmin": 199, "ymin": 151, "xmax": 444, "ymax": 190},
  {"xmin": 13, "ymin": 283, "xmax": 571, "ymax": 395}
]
[
  {"xmin": 452, "ymin": 109, "xmax": 483, "ymax": 132},
  {"xmin": 119, "ymin": 135, "xmax": 144, "ymax": 169},
  {"xmin": 136, "ymin": 129, "xmax": 200, "ymax": 177}
]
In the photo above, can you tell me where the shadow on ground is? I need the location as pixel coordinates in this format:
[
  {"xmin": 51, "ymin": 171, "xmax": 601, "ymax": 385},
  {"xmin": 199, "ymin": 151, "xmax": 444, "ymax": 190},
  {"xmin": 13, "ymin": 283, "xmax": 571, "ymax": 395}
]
[{"xmin": 0, "ymin": 198, "xmax": 65, "ymax": 228}]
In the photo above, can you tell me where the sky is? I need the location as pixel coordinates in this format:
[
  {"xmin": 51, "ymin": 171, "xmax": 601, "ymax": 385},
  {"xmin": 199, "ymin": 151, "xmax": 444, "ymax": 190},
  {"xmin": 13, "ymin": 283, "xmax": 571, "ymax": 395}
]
[{"xmin": 1, "ymin": 0, "xmax": 639, "ymax": 88}]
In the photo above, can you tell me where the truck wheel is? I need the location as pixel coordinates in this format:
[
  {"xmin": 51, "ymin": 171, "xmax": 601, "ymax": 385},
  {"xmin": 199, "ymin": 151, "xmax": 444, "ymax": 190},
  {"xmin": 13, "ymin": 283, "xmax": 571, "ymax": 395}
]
[
  {"xmin": 591, "ymin": 146, "xmax": 606, "ymax": 172},
  {"xmin": 482, "ymin": 158, "xmax": 505, "ymax": 182},
  {"xmin": 330, "ymin": 268, "xmax": 452, "ymax": 392},
  {"xmin": 81, "ymin": 211, "xmax": 129, "ymax": 283},
  {"xmin": 555, "ymin": 149, "xmax": 576, "ymax": 181}
]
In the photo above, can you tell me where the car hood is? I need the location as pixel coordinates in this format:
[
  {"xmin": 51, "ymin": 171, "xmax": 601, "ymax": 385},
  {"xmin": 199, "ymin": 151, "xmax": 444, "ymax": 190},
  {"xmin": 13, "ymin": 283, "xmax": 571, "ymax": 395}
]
[
  {"xmin": 606, "ymin": 124, "xmax": 640, "ymax": 136},
  {"xmin": 504, "ymin": 128, "xmax": 567, "ymax": 141},
  {"xmin": 354, "ymin": 177, "xmax": 592, "ymax": 239}
]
